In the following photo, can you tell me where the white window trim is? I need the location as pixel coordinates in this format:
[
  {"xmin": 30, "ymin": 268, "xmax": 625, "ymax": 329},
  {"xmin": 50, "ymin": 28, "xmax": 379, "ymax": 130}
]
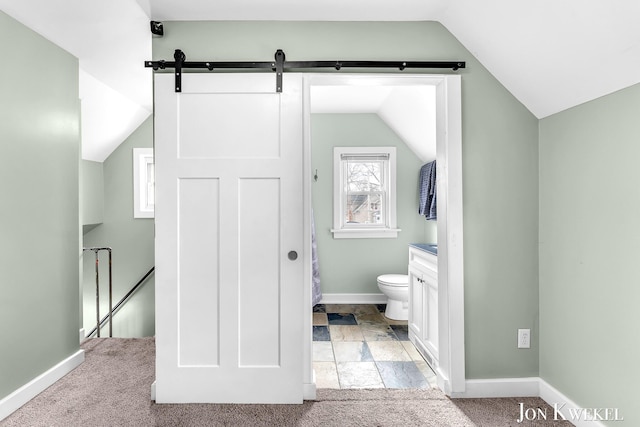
[
  {"xmin": 133, "ymin": 148, "xmax": 154, "ymax": 218},
  {"xmin": 331, "ymin": 146, "xmax": 400, "ymax": 239}
]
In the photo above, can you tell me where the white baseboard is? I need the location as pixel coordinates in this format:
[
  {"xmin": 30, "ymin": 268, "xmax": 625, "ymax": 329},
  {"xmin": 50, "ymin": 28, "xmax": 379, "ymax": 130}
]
[
  {"xmin": 303, "ymin": 381, "xmax": 316, "ymax": 401},
  {"xmin": 320, "ymin": 293, "xmax": 387, "ymax": 304},
  {"xmin": 450, "ymin": 377, "xmax": 540, "ymax": 398},
  {"xmin": 449, "ymin": 377, "xmax": 615, "ymax": 427},
  {"xmin": 539, "ymin": 379, "xmax": 608, "ymax": 427},
  {"xmin": 0, "ymin": 349, "xmax": 85, "ymax": 422},
  {"xmin": 150, "ymin": 381, "xmax": 156, "ymax": 401},
  {"xmin": 303, "ymin": 368, "xmax": 317, "ymax": 400},
  {"xmin": 79, "ymin": 328, "xmax": 85, "ymax": 343}
]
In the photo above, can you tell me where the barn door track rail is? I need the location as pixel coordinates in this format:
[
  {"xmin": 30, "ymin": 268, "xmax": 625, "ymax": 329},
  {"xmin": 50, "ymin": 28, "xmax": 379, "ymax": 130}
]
[{"xmin": 145, "ymin": 49, "xmax": 466, "ymax": 93}]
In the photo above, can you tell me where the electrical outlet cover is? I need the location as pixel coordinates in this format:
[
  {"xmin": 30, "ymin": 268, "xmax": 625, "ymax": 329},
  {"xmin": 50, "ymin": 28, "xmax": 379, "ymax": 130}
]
[{"xmin": 518, "ymin": 329, "xmax": 530, "ymax": 348}]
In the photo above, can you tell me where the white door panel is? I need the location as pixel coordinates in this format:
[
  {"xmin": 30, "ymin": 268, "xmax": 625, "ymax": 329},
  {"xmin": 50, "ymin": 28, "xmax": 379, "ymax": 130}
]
[
  {"xmin": 178, "ymin": 93, "xmax": 281, "ymax": 159},
  {"xmin": 155, "ymin": 73, "xmax": 303, "ymax": 403}
]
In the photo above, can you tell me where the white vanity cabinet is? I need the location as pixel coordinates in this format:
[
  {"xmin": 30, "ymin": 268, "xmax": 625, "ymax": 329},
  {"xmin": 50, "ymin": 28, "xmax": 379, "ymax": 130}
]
[{"xmin": 408, "ymin": 246, "xmax": 439, "ymax": 368}]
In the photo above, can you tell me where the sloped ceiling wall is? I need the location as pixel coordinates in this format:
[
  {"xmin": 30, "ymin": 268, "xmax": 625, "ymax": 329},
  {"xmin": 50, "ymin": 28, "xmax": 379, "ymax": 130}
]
[
  {"xmin": 310, "ymin": 86, "xmax": 436, "ymax": 163},
  {"xmin": 1, "ymin": 0, "xmax": 638, "ymax": 159},
  {"xmin": 0, "ymin": 0, "xmax": 152, "ymax": 161}
]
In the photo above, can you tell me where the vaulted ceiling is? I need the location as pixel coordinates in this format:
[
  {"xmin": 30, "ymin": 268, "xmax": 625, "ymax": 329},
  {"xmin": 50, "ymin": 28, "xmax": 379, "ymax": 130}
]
[{"xmin": 1, "ymin": 0, "xmax": 638, "ymax": 160}]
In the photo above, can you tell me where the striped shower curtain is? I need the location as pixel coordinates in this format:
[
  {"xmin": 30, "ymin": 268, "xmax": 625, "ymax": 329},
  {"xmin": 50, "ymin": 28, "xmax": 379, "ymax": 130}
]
[{"xmin": 311, "ymin": 210, "xmax": 322, "ymax": 306}]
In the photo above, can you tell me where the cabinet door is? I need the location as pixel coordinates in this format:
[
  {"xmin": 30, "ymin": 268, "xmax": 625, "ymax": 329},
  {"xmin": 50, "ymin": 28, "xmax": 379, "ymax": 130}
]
[
  {"xmin": 408, "ymin": 266, "xmax": 424, "ymax": 338},
  {"xmin": 422, "ymin": 268, "xmax": 439, "ymax": 360}
]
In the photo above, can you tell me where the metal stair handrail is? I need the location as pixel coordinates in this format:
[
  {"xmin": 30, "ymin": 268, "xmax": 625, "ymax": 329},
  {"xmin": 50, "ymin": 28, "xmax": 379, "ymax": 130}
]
[
  {"xmin": 85, "ymin": 266, "xmax": 155, "ymax": 339},
  {"xmin": 83, "ymin": 247, "xmax": 112, "ymax": 337}
]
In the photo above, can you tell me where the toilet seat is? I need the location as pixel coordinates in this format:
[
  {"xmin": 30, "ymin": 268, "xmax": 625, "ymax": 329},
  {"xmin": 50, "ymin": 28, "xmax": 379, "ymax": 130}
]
[{"xmin": 377, "ymin": 274, "xmax": 408, "ymax": 287}]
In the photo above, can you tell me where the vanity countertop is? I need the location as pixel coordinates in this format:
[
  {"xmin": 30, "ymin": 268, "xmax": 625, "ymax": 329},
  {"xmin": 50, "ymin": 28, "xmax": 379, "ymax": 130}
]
[{"xmin": 409, "ymin": 243, "xmax": 437, "ymax": 256}]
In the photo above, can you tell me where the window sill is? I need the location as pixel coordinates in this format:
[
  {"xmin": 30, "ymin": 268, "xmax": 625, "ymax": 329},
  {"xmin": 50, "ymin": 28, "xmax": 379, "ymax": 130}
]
[{"xmin": 330, "ymin": 228, "xmax": 401, "ymax": 239}]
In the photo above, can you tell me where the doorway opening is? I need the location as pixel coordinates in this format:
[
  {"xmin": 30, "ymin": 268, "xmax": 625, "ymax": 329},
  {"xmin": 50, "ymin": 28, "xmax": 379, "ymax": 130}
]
[{"xmin": 302, "ymin": 74, "xmax": 464, "ymax": 397}]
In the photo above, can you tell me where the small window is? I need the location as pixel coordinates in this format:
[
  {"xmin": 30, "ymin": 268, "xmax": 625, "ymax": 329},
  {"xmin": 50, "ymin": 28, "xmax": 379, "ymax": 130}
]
[
  {"xmin": 133, "ymin": 148, "xmax": 154, "ymax": 218},
  {"xmin": 332, "ymin": 147, "xmax": 399, "ymax": 238}
]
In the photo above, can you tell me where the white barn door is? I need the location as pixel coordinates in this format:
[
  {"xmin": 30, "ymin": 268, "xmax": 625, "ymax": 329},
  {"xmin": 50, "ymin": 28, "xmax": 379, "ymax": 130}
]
[{"xmin": 154, "ymin": 73, "xmax": 304, "ymax": 403}]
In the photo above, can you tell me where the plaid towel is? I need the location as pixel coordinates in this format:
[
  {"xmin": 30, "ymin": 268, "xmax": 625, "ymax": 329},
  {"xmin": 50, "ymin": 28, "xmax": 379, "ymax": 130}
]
[{"xmin": 418, "ymin": 160, "xmax": 437, "ymax": 220}]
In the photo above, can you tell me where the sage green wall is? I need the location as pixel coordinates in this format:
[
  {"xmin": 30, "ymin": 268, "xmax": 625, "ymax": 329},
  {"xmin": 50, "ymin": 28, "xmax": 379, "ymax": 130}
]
[
  {"xmin": 539, "ymin": 83, "xmax": 640, "ymax": 425},
  {"xmin": 82, "ymin": 160, "xmax": 104, "ymax": 228},
  {"xmin": 312, "ymin": 114, "xmax": 434, "ymax": 294},
  {"xmin": 82, "ymin": 117, "xmax": 154, "ymax": 337},
  {"xmin": 153, "ymin": 21, "xmax": 540, "ymax": 379},
  {"xmin": 0, "ymin": 11, "xmax": 80, "ymax": 400}
]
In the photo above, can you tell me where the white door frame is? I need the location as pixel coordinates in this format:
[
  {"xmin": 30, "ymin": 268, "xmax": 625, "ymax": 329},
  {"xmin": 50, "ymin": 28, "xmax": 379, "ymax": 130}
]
[{"xmin": 302, "ymin": 73, "xmax": 465, "ymax": 396}]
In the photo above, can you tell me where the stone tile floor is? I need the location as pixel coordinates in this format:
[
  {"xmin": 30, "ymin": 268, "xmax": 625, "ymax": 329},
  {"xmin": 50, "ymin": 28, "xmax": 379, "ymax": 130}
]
[{"xmin": 313, "ymin": 304, "xmax": 437, "ymax": 389}]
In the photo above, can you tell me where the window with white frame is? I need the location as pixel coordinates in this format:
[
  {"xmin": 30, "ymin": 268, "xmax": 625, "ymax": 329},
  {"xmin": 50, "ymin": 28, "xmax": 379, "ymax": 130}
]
[
  {"xmin": 133, "ymin": 148, "xmax": 154, "ymax": 218},
  {"xmin": 332, "ymin": 147, "xmax": 399, "ymax": 238}
]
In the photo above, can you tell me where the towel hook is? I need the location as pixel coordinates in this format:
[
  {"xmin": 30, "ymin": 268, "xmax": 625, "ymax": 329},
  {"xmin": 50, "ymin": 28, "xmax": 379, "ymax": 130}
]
[{"xmin": 314, "ymin": 169, "xmax": 318, "ymax": 182}]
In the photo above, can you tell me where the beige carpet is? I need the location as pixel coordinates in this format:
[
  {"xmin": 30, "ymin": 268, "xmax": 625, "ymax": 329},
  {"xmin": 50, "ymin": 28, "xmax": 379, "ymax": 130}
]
[{"xmin": 2, "ymin": 338, "xmax": 572, "ymax": 426}]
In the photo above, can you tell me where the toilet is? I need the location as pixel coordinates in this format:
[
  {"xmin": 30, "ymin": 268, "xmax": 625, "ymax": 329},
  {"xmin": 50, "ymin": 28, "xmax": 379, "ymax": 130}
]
[{"xmin": 377, "ymin": 274, "xmax": 409, "ymax": 320}]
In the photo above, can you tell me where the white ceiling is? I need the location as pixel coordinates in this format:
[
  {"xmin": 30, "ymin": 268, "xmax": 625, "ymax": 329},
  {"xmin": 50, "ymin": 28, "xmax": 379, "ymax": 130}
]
[
  {"xmin": 0, "ymin": 0, "xmax": 152, "ymax": 162},
  {"xmin": 311, "ymin": 86, "xmax": 436, "ymax": 162},
  {"xmin": 2, "ymin": 0, "xmax": 639, "ymax": 160},
  {"xmin": 79, "ymin": 69, "xmax": 151, "ymax": 161},
  {"xmin": 436, "ymin": 0, "xmax": 640, "ymax": 118}
]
